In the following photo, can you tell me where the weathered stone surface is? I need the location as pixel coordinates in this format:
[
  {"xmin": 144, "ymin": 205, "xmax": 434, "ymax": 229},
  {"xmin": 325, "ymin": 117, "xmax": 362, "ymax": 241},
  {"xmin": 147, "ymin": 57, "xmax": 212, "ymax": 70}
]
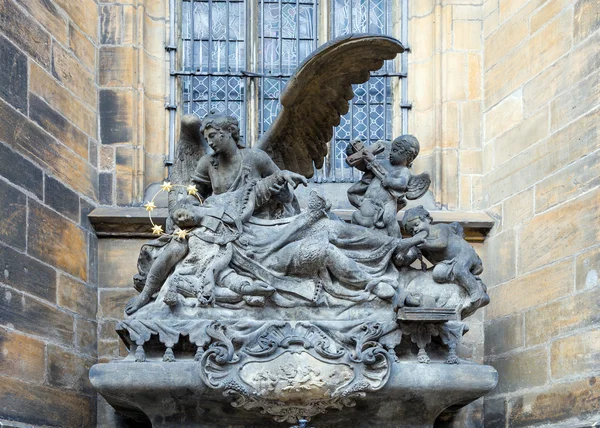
[
  {"xmin": 535, "ymin": 151, "xmax": 600, "ymax": 213},
  {"xmin": 484, "ymin": 90, "xmax": 522, "ymax": 142},
  {"xmin": 576, "ymin": 245, "xmax": 600, "ymax": 290},
  {"xmin": 29, "ymin": 94, "xmax": 89, "ymax": 160},
  {"xmin": 100, "ymin": 89, "xmax": 134, "ymax": 144},
  {"xmin": 525, "ymin": 287, "xmax": 600, "ymax": 346},
  {"xmin": 480, "ymin": 229, "xmax": 516, "ymax": 286},
  {"xmin": 530, "ymin": 0, "xmax": 571, "ymax": 33},
  {"xmin": 523, "ymin": 31, "xmax": 600, "ymax": 114},
  {"xmin": 69, "ymin": 22, "xmax": 96, "ymax": 71},
  {"xmin": 0, "ymin": 285, "xmax": 73, "ymax": 346},
  {"xmin": 454, "ymin": 20, "xmax": 482, "ymax": 52},
  {"xmin": 483, "ymin": 397, "xmax": 506, "ymax": 428},
  {"xmin": 0, "ymin": 376, "xmax": 94, "ymax": 427},
  {"xmin": 519, "ymin": 189, "xmax": 600, "ymax": 273},
  {"xmin": 57, "ymin": 274, "xmax": 97, "ymax": 320},
  {"xmin": 88, "ymin": 232, "xmax": 99, "ymax": 286},
  {"xmin": 100, "ymin": 4, "xmax": 122, "ymax": 44},
  {"xmin": 0, "ymin": 179, "xmax": 26, "ymax": 250},
  {"xmin": 53, "ymin": 0, "xmax": 98, "ymax": 42},
  {"xmin": 47, "ymin": 344, "xmax": 95, "ymax": 394},
  {"xmin": 491, "ymin": 107, "xmax": 548, "ymax": 168},
  {"xmin": 0, "ymin": 242, "xmax": 57, "ymax": 301},
  {"xmin": 484, "ymin": 108, "xmax": 599, "ymax": 205},
  {"xmin": 29, "ymin": 63, "xmax": 97, "ymax": 139},
  {"xmin": 44, "ymin": 174, "xmax": 80, "ymax": 222},
  {"xmin": 99, "ymin": 172, "xmax": 114, "ymax": 205},
  {"xmin": 115, "ymin": 145, "xmax": 135, "ymax": 205},
  {"xmin": 52, "ymin": 43, "xmax": 97, "ymax": 110},
  {"xmin": 15, "ymin": 0, "xmax": 68, "ymax": 44},
  {"xmin": 487, "ymin": 260, "xmax": 572, "ymax": 320},
  {"xmin": 488, "ymin": 347, "xmax": 547, "ymax": 395},
  {"xmin": 0, "ymin": 0, "xmax": 51, "ymax": 69},
  {"xmin": 485, "ymin": 313, "xmax": 523, "ymax": 356},
  {"xmin": 98, "ymin": 288, "xmax": 136, "ymax": 319},
  {"xmin": 502, "ymin": 188, "xmax": 533, "ymax": 229},
  {"xmin": 0, "ymin": 327, "xmax": 46, "ymax": 382},
  {"xmin": 0, "ymin": 34, "xmax": 27, "ymax": 113},
  {"xmin": 0, "ymin": 142, "xmax": 43, "ymax": 199},
  {"xmin": 574, "ymin": 0, "xmax": 600, "ymax": 42},
  {"xmin": 484, "ymin": 9, "xmax": 528, "ymax": 70},
  {"xmin": 79, "ymin": 197, "xmax": 95, "ymax": 231},
  {"xmin": 99, "ymin": 46, "xmax": 136, "ymax": 87},
  {"xmin": 28, "ymin": 199, "xmax": 88, "ymax": 281},
  {"xmin": 484, "ymin": 8, "xmax": 572, "ymax": 109},
  {"xmin": 508, "ymin": 377, "xmax": 600, "ymax": 427},
  {"xmin": 75, "ymin": 316, "xmax": 97, "ymax": 357},
  {"xmin": 551, "ymin": 67, "xmax": 600, "ymax": 132},
  {"xmin": 551, "ymin": 330, "xmax": 600, "ymax": 379}
]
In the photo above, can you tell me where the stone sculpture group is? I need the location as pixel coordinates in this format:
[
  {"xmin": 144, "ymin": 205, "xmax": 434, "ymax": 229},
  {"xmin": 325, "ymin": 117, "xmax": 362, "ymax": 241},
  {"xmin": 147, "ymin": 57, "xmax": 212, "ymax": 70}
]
[{"xmin": 90, "ymin": 34, "xmax": 497, "ymax": 428}]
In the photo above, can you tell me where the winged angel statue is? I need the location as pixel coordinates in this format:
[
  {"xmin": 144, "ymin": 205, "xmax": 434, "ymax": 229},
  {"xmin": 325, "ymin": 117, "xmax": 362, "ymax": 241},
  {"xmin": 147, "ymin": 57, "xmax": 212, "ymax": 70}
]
[{"xmin": 127, "ymin": 34, "xmax": 488, "ymax": 320}]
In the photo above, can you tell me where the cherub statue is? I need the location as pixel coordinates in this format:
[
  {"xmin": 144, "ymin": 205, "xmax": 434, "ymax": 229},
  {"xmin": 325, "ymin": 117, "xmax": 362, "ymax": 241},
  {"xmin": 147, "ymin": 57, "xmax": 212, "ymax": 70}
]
[
  {"xmin": 401, "ymin": 206, "xmax": 490, "ymax": 315},
  {"xmin": 346, "ymin": 135, "xmax": 431, "ymax": 237}
]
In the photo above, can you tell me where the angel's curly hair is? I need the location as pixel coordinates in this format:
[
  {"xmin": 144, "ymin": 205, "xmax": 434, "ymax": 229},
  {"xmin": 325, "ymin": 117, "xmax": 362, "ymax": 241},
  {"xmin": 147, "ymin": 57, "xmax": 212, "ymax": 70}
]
[
  {"xmin": 200, "ymin": 111, "xmax": 243, "ymax": 148},
  {"xmin": 391, "ymin": 134, "xmax": 420, "ymax": 167}
]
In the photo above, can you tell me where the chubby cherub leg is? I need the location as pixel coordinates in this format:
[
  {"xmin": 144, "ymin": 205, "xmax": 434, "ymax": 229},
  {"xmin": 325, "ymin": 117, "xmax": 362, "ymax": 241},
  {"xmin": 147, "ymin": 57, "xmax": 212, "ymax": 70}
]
[
  {"xmin": 125, "ymin": 239, "xmax": 189, "ymax": 315},
  {"xmin": 454, "ymin": 259, "xmax": 489, "ymax": 307}
]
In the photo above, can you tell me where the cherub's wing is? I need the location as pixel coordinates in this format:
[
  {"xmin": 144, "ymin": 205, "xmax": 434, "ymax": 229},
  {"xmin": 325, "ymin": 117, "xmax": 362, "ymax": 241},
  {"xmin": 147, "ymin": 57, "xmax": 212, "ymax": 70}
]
[
  {"xmin": 256, "ymin": 34, "xmax": 405, "ymax": 178},
  {"xmin": 170, "ymin": 114, "xmax": 207, "ymax": 185},
  {"xmin": 449, "ymin": 222, "xmax": 465, "ymax": 238},
  {"xmin": 406, "ymin": 172, "xmax": 431, "ymax": 200}
]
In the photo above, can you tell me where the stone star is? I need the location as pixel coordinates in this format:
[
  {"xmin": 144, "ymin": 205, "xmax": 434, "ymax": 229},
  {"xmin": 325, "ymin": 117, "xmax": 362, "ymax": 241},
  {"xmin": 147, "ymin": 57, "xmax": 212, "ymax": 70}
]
[
  {"xmin": 151, "ymin": 224, "xmax": 163, "ymax": 235},
  {"xmin": 174, "ymin": 228, "xmax": 189, "ymax": 240},
  {"xmin": 160, "ymin": 181, "xmax": 173, "ymax": 192},
  {"xmin": 144, "ymin": 201, "xmax": 156, "ymax": 212},
  {"xmin": 187, "ymin": 184, "xmax": 199, "ymax": 196}
]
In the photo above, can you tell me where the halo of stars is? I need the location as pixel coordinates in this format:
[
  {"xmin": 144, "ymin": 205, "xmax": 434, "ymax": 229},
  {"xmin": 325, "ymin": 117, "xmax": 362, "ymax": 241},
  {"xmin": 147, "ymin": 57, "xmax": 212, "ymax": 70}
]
[{"xmin": 144, "ymin": 181, "xmax": 203, "ymax": 240}]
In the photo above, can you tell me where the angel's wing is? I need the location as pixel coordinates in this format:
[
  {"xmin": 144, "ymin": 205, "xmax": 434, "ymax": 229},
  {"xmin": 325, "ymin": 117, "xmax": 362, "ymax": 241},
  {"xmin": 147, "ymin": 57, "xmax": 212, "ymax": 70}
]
[
  {"xmin": 406, "ymin": 172, "xmax": 431, "ymax": 200},
  {"xmin": 168, "ymin": 115, "xmax": 206, "ymax": 211},
  {"xmin": 170, "ymin": 114, "xmax": 206, "ymax": 185},
  {"xmin": 256, "ymin": 34, "xmax": 405, "ymax": 178}
]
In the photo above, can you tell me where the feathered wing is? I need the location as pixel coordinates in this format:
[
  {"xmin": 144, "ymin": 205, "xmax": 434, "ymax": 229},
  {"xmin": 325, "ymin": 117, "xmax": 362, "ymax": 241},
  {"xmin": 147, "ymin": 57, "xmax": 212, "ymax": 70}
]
[
  {"xmin": 256, "ymin": 34, "xmax": 405, "ymax": 178},
  {"xmin": 406, "ymin": 172, "xmax": 431, "ymax": 200},
  {"xmin": 168, "ymin": 114, "xmax": 206, "ymax": 210}
]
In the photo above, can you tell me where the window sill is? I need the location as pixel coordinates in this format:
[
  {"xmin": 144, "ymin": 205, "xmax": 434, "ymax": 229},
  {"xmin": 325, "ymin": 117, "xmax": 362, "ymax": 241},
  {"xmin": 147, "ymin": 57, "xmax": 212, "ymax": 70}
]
[{"xmin": 89, "ymin": 207, "xmax": 495, "ymax": 242}]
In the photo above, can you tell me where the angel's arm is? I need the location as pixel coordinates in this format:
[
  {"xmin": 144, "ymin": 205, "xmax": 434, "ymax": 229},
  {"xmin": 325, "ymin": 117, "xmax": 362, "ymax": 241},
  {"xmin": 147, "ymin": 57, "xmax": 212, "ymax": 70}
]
[{"xmin": 191, "ymin": 156, "xmax": 214, "ymax": 199}]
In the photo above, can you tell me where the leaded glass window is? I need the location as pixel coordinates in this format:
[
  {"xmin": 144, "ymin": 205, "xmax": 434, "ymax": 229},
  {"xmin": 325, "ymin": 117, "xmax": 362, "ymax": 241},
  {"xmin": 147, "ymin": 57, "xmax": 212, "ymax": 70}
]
[{"xmin": 173, "ymin": 0, "xmax": 409, "ymax": 182}]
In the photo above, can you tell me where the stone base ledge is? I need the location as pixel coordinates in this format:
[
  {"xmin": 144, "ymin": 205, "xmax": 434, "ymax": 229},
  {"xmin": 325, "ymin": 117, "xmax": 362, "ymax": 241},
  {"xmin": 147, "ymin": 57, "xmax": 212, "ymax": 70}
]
[{"xmin": 90, "ymin": 361, "xmax": 498, "ymax": 428}]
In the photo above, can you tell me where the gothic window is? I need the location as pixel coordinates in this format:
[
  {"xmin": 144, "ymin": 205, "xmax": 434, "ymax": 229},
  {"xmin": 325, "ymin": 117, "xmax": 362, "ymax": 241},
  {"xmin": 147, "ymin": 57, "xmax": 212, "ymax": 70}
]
[{"xmin": 175, "ymin": 0, "xmax": 409, "ymax": 181}]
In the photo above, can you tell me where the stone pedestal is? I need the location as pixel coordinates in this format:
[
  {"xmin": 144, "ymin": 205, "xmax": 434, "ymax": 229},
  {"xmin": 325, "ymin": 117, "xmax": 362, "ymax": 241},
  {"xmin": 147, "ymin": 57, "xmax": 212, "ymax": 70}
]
[{"xmin": 90, "ymin": 360, "xmax": 497, "ymax": 428}]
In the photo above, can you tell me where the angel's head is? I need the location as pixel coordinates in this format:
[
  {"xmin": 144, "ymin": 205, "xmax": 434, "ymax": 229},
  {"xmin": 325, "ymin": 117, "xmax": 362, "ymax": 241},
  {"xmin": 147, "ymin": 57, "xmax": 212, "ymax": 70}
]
[
  {"xmin": 390, "ymin": 134, "xmax": 420, "ymax": 167},
  {"xmin": 401, "ymin": 205, "xmax": 432, "ymax": 235},
  {"xmin": 200, "ymin": 112, "xmax": 243, "ymax": 154}
]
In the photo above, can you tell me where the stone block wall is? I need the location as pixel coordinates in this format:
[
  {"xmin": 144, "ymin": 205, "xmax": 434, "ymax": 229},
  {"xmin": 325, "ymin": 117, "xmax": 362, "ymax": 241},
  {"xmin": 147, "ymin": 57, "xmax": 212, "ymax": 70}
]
[
  {"xmin": 480, "ymin": 0, "xmax": 600, "ymax": 426},
  {"xmin": 97, "ymin": 0, "xmax": 170, "ymax": 206},
  {"xmin": 0, "ymin": 0, "xmax": 99, "ymax": 425}
]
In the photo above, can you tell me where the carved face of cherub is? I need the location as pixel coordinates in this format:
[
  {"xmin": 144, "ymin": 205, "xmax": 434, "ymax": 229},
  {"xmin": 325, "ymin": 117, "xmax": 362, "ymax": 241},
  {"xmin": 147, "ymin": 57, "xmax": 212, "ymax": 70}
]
[
  {"xmin": 389, "ymin": 141, "xmax": 409, "ymax": 166},
  {"xmin": 171, "ymin": 197, "xmax": 203, "ymax": 228},
  {"xmin": 203, "ymin": 125, "xmax": 237, "ymax": 156},
  {"xmin": 405, "ymin": 216, "xmax": 431, "ymax": 236}
]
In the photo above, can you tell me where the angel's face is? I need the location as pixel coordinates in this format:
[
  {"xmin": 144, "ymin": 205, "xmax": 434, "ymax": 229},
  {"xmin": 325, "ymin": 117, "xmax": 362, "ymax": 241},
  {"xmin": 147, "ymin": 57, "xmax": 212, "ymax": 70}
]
[
  {"xmin": 389, "ymin": 143, "xmax": 408, "ymax": 166},
  {"xmin": 204, "ymin": 126, "xmax": 236, "ymax": 155}
]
